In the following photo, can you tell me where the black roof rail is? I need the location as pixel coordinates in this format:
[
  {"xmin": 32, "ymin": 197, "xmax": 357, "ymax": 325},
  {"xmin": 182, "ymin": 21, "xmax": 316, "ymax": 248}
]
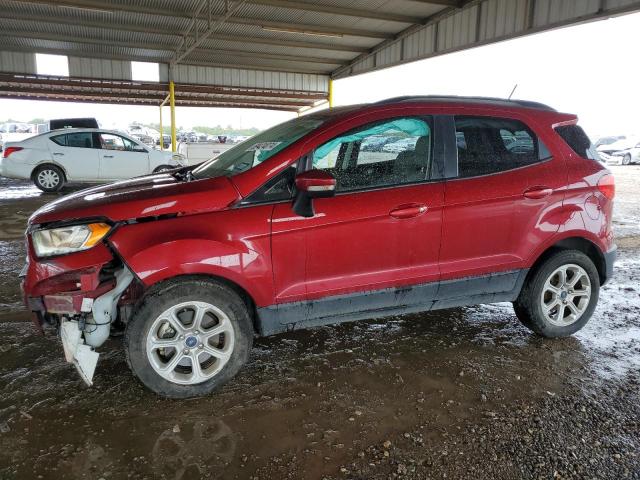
[{"xmin": 374, "ymin": 95, "xmax": 556, "ymax": 112}]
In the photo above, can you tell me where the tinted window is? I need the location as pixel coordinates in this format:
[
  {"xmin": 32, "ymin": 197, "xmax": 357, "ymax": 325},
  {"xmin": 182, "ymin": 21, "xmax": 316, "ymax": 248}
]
[
  {"xmin": 555, "ymin": 125, "xmax": 599, "ymax": 160},
  {"xmin": 455, "ymin": 117, "xmax": 549, "ymax": 178},
  {"xmin": 245, "ymin": 163, "xmax": 298, "ymax": 204},
  {"xmin": 66, "ymin": 132, "xmax": 94, "ymax": 148},
  {"xmin": 50, "ymin": 135, "xmax": 66, "ymax": 146},
  {"xmin": 312, "ymin": 117, "xmax": 432, "ymax": 192}
]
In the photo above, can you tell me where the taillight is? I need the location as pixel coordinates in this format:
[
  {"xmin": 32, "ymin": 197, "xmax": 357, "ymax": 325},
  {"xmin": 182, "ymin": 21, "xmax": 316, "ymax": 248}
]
[
  {"xmin": 597, "ymin": 174, "xmax": 615, "ymax": 200},
  {"xmin": 2, "ymin": 146, "xmax": 23, "ymax": 158}
]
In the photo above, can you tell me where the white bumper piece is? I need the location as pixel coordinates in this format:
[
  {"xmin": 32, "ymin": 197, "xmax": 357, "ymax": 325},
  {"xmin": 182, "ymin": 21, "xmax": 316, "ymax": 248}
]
[
  {"xmin": 60, "ymin": 266, "xmax": 134, "ymax": 386},
  {"xmin": 61, "ymin": 320, "xmax": 99, "ymax": 386}
]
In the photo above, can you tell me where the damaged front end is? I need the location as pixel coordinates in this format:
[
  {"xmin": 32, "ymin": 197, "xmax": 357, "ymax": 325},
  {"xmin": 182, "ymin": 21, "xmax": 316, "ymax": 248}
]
[{"xmin": 22, "ymin": 235, "xmax": 139, "ymax": 385}]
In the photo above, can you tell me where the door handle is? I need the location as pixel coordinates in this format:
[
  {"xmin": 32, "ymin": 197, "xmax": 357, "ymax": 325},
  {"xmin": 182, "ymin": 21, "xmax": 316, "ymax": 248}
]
[
  {"xmin": 103, "ymin": 155, "xmax": 114, "ymax": 158},
  {"xmin": 53, "ymin": 152, "xmax": 64, "ymax": 156},
  {"xmin": 523, "ymin": 186, "xmax": 553, "ymax": 199},
  {"xmin": 389, "ymin": 204, "xmax": 428, "ymax": 219}
]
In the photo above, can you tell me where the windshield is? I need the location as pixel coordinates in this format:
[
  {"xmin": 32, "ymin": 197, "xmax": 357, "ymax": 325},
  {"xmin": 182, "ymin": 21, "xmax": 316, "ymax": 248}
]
[{"xmin": 192, "ymin": 116, "xmax": 325, "ymax": 179}]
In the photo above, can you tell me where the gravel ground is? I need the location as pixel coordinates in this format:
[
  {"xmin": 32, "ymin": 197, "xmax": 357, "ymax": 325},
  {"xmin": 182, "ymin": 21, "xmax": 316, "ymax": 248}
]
[{"xmin": 0, "ymin": 165, "xmax": 638, "ymax": 480}]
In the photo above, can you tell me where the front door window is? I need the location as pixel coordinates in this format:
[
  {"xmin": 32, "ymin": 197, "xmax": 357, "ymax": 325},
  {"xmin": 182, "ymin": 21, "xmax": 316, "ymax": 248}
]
[{"xmin": 311, "ymin": 117, "xmax": 432, "ymax": 192}]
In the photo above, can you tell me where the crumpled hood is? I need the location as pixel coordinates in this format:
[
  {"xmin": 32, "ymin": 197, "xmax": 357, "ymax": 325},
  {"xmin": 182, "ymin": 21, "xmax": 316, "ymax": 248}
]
[{"xmin": 29, "ymin": 173, "xmax": 240, "ymax": 226}]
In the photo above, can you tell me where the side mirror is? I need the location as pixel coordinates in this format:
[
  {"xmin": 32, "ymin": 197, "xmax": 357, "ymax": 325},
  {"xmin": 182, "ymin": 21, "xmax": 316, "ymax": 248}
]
[{"xmin": 293, "ymin": 169, "xmax": 336, "ymax": 217}]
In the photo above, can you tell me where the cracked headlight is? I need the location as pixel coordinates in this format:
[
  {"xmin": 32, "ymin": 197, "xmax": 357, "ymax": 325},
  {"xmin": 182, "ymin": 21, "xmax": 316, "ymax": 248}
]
[{"xmin": 32, "ymin": 223, "xmax": 111, "ymax": 257}]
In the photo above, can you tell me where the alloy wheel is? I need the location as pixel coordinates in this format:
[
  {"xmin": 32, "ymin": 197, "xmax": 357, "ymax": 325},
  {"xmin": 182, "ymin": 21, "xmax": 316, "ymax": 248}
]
[
  {"xmin": 146, "ymin": 301, "xmax": 235, "ymax": 385},
  {"xmin": 540, "ymin": 264, "xmax": 592, "ymax": 326}
]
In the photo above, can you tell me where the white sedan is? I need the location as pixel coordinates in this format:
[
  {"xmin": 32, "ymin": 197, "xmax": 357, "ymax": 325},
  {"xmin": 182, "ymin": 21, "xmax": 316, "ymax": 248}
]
[
  {"xmin": 0, "ymin": 128, "xmax": 186, "ymax": 192},
  {"xmin": 597, "ymin": 138, "xmax": 640, "ymax": 165}
]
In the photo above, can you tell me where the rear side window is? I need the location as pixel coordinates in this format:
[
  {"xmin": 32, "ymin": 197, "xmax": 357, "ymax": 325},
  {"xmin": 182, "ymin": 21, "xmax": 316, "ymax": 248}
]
[
  {"xmin": 50, "ymin": 134, "xmax": 66, "ymax": 146},
  {"xmin": 555, "ymin": 124, "xmax": 598, "ymax": 160},
  {"xmin": 455, "ymin": 117, "xmax": 550, "ymax": 178},
  {"xmin": 66, "ymin": 132, "xmax": 94, "ymax": 148}
]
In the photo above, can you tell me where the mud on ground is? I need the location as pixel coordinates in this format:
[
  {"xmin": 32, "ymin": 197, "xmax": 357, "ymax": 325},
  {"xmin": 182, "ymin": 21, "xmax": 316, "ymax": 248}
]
[{"xmin": 0, "ymin": 167, "xmax": 639, "ymax": 480}]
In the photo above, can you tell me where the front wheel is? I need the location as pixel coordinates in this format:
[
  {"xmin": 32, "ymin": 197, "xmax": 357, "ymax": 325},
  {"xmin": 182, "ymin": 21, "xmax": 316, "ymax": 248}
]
[
  {"xmin": 513, "ymin": 250, "xmax": 600, "ymax": 338},
  {"xmin": 125, "ymin": 278, "xmax": 253, "ymax": 398},
  {"xmin": 622, "ymin": 154, "xmax": 631, "ymax": 165}
]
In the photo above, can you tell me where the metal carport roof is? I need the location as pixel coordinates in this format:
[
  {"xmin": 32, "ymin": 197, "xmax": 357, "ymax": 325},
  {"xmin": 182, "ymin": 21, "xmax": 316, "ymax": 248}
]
[{"xmin": 0, "ymin": 0, "xmax": 640, "ymax": 110}]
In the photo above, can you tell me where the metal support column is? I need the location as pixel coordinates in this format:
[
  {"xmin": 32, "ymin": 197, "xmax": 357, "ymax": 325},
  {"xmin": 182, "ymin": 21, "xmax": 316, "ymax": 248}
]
[
  {"xmin": 159, "ymin": 105, "xmax": 164, "ymax": 151},
  {"xmin": 328, "ymin": 78, "xmax": 334, "ymax": 108},
  {"xmin": 169, "ymin": 80, "xmax": 177, "ymax": 152}
]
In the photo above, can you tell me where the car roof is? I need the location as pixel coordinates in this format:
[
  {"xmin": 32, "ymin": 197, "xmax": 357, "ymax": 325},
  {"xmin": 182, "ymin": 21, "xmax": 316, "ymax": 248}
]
[
  {"xmin": 46, "ymin": 127, "xmax": 134, "ymax": 136},
  {"xmin": 303, "ymin": 96, "xmax": 563, "ymax": 129},
  {"xmin": 374, "ymin": 95, "xmax": 556, "ymax": 112}
]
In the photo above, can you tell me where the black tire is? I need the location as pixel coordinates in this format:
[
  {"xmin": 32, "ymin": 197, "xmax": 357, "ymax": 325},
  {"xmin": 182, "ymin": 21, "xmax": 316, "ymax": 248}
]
[
  {"xmin": 513, "ymin": 250, "xmax": 600, "ymax": 338},
  {"xmin": 623, "ymin": 154, "xmax": 631, "ymax": 165},
  {"xmin": 124, "ymin": 278, "xmax": 253, "ymax": 398},
  {"xmin": 33, "ymin": 164, "xmax": 65, "ymax": 192},
  {"xmin": 153, "ymin": 165, "xmax": 175, "ymax": 173}
]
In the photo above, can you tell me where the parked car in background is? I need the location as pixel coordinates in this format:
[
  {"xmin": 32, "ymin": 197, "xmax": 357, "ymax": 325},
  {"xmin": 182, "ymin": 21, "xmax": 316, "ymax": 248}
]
[
  {"xmin": 128, "ymin": 125, "xmax": 159, "ymax": 147},
  {"xmin": 20, "ymin": 97, "xmax": 615, "ymax": 397},
  {"xmin": 0, "ymin": 122, "xmax": 37, "ymax": 143},
  {"xmin": 361, "ymin": 135, "xmax": 402, "ymax": 152},
  {"xmin": 0, "ymin": 128, "xmax": 185, "ymax": 191},
  {"xmin": 594, "ymin": 135, "xmax": 625, "ymax": 148},
  {"xmin": 597, "ymin": 138, "xmax": 640, "ymax": 165},
  {"xmin": 49, "ymin": 117, "xmax": 99, "ymax": 130},
  {"xmin": 157, "ymin": 134, "xmax": 171, "ymax": 149},
  {"xmin": 382, "ymin": 137, "xmax": 419, "ymax": 153}
]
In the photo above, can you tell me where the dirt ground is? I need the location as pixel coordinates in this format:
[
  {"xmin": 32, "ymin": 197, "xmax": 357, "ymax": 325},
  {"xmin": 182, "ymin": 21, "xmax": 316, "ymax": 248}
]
[{"xmin": 0, "ymin": 166, "xmax": 639, "ymax": 480}]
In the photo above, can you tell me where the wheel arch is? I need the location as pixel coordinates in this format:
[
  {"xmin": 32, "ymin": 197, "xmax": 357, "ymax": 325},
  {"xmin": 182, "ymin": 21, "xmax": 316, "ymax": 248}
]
[
  {"xmin": 30, "ymin": 161, "xmax": 68, "ymax": 181},
  {"xmin": 528, "ymin": 236, "xmax": 606, "ymax": 285},
  {"xmin": 141, "ymin": 273, "xmax": 260, "ymax": 334}
]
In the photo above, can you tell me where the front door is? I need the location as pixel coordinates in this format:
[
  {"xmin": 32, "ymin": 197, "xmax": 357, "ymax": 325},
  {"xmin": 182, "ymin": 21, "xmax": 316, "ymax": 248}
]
[
  {"xmin": 97, "ymin": 132, "xmax": 149, "ymax": 179},
  {"xmin": 271, "ymin": 116, "xmax": 444, "ymax": 305}
]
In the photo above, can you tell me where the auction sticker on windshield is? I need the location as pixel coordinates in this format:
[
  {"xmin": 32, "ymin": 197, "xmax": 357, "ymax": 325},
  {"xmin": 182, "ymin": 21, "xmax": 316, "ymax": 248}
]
[{"xmin": 246, "ymin": 142, "xmax": 283, "ymax": 151}]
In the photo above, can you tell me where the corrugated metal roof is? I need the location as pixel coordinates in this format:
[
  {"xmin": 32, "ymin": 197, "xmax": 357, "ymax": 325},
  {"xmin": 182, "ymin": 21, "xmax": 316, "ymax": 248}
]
[{"xmin": 0, "ymin": 0, "xmax": 639, "ymax": 110}]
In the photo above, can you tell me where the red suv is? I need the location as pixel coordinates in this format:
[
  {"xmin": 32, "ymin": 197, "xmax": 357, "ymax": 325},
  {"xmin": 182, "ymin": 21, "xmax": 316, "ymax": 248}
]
[{"xmin": 22, "ymin": 97, "xmax": 616, "ymax": 398}]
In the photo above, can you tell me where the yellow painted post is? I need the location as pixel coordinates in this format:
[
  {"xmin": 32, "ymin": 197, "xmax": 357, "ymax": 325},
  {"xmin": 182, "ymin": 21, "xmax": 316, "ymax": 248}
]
[
  {"xmin": 169, "ymin": 80, "xmax": 177, "ymax": 152},
  {"xmin": 328, "ymin": 78, "xmax": 334, "ymax": 108},
  {"xmin": 159, "ymin": 105, "xmax": 163, "ymax": 151}
]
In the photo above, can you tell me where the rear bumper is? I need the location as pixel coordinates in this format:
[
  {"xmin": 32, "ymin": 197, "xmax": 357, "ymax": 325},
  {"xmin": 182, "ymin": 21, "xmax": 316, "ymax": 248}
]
[{"xmin": 602, "ymin": 245, "xmax": 617, "ymax": 285}]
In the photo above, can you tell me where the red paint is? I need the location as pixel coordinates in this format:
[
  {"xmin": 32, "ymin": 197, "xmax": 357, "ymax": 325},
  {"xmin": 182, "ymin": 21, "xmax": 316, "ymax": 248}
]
[
  {"xmin": 295, "ymin": 169, "xmax": 336, "ymax": 192},
  {"xmin": 22, "ymin": 99, "xmax": 615, "ymax": 317}
]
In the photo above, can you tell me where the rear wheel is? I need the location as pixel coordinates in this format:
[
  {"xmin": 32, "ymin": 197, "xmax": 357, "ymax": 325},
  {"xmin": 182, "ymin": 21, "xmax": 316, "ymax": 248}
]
[
  {"xmin": 513, "ymin": 250, "xmax": 600, "ymax": 338},
  {"xmin": 33, "ymin": 164, "xmax": 65, "ymax": 192},
  {"xmin": 125, "ymin": 278, "xmax": 253, "ymax": 398},
  {"xmin": 623, "ymin": 154, "xmax": 631, "ymax": 165}
]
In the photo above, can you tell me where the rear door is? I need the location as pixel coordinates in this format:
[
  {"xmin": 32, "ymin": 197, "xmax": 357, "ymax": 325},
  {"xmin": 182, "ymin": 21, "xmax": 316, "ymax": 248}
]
[
  {"xmin": 47, "ymin": 132, "xmax": 100, "ymax": 181},
  {"xmin": 440, "ymin": 114, "xmax": 566, "ymax": 280},
  {"xmin": 271, "ymin": 115, "xmax": 444, "ymax": 304},
  {"xmin": 97, "ymin": 132, "xmax": 149, "ymax": 179}
]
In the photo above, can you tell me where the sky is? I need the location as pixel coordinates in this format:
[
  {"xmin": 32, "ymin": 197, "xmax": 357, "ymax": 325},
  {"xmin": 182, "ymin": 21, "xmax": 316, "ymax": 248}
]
[{"xmin": 1, "ymin": 11, "xmax": 639, "ymax": 138}]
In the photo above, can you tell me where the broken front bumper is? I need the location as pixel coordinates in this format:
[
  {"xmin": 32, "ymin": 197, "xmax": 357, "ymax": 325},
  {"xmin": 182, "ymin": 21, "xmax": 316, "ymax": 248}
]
[{"xmin": 21, "ymin": 239, "xmax": 135, "ymax": 385}]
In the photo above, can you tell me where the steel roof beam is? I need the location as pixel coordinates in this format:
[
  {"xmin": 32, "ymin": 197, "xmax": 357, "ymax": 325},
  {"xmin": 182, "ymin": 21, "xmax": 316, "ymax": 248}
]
[
  {"xmin": 241, "ymin": 0, "xmax": 421, "ymax": 24},
  {"xmin": 0, "ymin": 73, "xmax": 328, "ymax": 99},
  {"xmin": 0, "ymin": 45, "xmax": 331, "ymax": 74},
  {"xmin": 0, "ymin": 92, "xmax": 303, "ymax": 111},
  {"xmin": 12, "ymin": 0, "xmax": 394, "ymax": 39},
  {"xmin": 0, "ymin": 31, "xmax": 348, "ymax": 66},
  {"xmin": 0, "ymin": 86, "xmax": 317, "ymax": 106}
]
